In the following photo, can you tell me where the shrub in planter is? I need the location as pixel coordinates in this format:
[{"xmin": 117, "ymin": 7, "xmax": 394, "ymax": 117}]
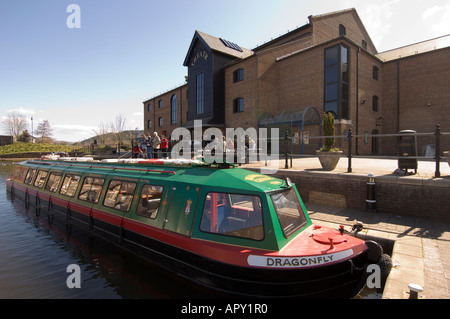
[{"xmin": 317, "ymin": 112, "xmax": 342, "ymax": 170}]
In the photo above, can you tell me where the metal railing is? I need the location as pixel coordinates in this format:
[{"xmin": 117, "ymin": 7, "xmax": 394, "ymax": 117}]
[{"xmin": 281, "ymin": 124, "xmax": 449, "ymax": 178}]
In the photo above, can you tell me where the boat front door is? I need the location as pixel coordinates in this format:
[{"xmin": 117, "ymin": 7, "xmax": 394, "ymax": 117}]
[{"xmin": 163, "ymin": 185, "xmax": 201, "ymax": 236}]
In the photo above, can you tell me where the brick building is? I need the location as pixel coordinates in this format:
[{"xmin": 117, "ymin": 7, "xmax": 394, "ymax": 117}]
[{"xmin": 143, "ymin": 8, "xmax": 450, "ymax": 155}]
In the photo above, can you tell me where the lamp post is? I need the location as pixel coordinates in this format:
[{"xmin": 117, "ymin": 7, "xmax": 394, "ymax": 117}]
[{"xmin": 31, "ymin": 117, "xmax": 34, "ymax": 143}]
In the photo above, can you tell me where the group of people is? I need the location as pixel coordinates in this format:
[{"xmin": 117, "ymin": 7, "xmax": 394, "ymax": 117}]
[
  {"xmin": 132, "ymin": 132, "xmax": 169, "ymax": 159},
  {"xmin": 132, "ymin": 133, "xmax": 257, "ymax": 159}
]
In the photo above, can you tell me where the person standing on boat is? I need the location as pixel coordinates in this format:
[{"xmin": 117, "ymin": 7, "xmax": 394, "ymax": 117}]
[
  {"xmin": 160, "ymin": 134, "xmax": 169, "ymax": 159},
  {"xmin": 226, "ymin": 137, "xmax": 234, "ymax": 153},
  {"xmin": 145, "ymin": 133, "xmax": 153, "ymax": 159},
  {"xmin": 139, "ymin": 134, "xmax": 148, "ymax": 159},
  {"xmin": 152, "ymin": 132, "xmax": 161, "ymax": 159}
]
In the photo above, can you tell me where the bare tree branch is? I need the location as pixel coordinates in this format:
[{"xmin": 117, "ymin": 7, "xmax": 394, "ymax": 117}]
[{"xmin": 1, "ymin": 112, "xmax": 28, "ymax": 138}]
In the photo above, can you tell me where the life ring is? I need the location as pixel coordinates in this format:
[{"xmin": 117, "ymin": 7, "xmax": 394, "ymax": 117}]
[
  {"xmin": 377, "ymin": 253, "xmax": 393, "ymax": 280},
  {"xmin": 365, "ymin": 240, "xmax": 383, "ymax": 263}
]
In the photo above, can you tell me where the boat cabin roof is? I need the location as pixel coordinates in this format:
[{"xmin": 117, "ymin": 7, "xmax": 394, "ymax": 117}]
[{"xmin": 22, "ymin": 158, "xmax": 289, "ymax": 194}]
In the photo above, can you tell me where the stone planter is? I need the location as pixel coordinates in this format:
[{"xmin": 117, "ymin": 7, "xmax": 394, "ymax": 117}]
[
  {"xmin": 316, "ymin": 150, "xmax": 343, "ymax": 171},
  {"xmin": 444, "ymin": 151, "xmax": 450, "ymax": 167}
]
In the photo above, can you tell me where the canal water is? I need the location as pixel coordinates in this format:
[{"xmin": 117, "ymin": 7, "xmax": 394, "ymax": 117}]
[{"xmin": 0, "ymin": 162, "xmax": 379, "ymax": 299}]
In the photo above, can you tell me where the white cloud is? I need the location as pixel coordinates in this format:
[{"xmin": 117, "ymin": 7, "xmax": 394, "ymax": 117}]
[
  {"xmin": 423, "ymin": 6, "xmax": 443, "ymax": 20},
  {"xmin": 53, "ymin": 124, "xmax": 98, "ymax": 142},
  {"xmin": 359, "ymin": 0, "xmax": 403, "ymax": 49},
  {"xmin": 5, "ymin": 107, "xmax": 37, "ymax": 117},
  {"xmin": 429, "ymin": 5, "xmax": 450, "ymax": 37}
]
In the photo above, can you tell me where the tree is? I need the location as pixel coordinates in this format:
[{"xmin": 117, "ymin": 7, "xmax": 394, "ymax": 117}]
[
  {"xmin": 93, "ymin": 121, "xmax": 111, "ymax": 146},
  {"xmin": 111, "ymin": 114, "xmax": 127, "ymax": 148},
  {"xmin": 35, "ymin": 120, "xmax": 54, "ymax": 143},
  {"xmin": 17, "ymin": 130, "xmax": 32, "ymax": 143},
  {"xmin": 1, "ymin": 112, "xmax": 28, "ymax": 139}
]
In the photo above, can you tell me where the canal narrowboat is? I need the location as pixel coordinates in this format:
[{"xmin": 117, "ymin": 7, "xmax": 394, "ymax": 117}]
[{"xmin": 6, "ymin": 157, "xmax": 380, "ymax": 298}]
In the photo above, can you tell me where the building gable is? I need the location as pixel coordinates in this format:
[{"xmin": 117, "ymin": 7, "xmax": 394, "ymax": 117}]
[
  {"xmin": 183, "ymin": 31, "xmax": 253, "ymax": 67},
  {"xmin": 309, "ymin": 8, "xmax": 377, "ymax": 54}
]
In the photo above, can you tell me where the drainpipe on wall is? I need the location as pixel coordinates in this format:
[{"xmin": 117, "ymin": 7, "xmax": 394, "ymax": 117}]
[
  {"xmin": 356, "ymin": 47, "xmax": 360, "ymax": 155},
  {"xmin": 397, "ymin": 61, "xmax": 400, "ymax": 132}
]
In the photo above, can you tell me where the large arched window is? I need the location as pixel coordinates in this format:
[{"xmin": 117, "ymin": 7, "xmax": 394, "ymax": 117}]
[
  {"xmin": 324, "ymin": 44, "xmax": 349, "ymax": 119},
  {"xmin": 171, "ymin": 94, "xmax": 178, "ymax": 124}
]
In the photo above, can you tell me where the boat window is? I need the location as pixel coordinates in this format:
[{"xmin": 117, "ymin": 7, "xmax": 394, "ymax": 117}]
[
  {"xmin": 45, "ymin": 172, "xmax": 62, "ymax": 193},
  {"xmin": 24, "ymin": 169, "xmax": 37, "ymax": 185},
  {"xmin": 103, "ymin": 180, "xmax": 137, "ymax": 212},
  {"xmin": 78, "ymin": 177, "xmax": 104, "ymax": 204},
  {"xmin": 270, "ymin": 188, "xmax": 307, "ymax": 238},
  {"xmin": 137, "ymin": 184, "xmax": 164, "ymax": 219},
  {"xmin": 200, "ymin": 192, "xmax": 264, "ymax": 241},
  {"xmin": 12, "ymin": 166, "xmax": 28, "ymax": 182},
  {"xmin": 34, "ymin": 171, "xmax": 48, "ymax": 188},
  {"xmin": 60, "ymin": 175, "xmax": 81, "ymax": 197}
]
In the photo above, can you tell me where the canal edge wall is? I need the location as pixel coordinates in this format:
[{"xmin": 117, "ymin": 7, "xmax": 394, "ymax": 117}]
[{"xmin": 247, "ymin": 168, "xmax": 450, "ymax": 223}]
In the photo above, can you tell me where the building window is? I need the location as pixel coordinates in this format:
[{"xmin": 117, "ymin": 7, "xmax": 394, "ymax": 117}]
[
  {"xmin": 158, "ymin": 117, "xmax": 163, "ymax": 127},
  {"xmin": 147, "ymin": 120, "xmax": 152, "ymax": 129},
  {"xmin": 233, "ymin": 68, "xmax": 244, "ymax": 82},
  {"xmin": 158, "ymin": 100, "xmax": 163, "ymax": 108},
  {"xmin": 196, "ymin": 73, "xmax": 204, "ymax": 114},
  {"xmin": 372, "ymin": 95, "xmax": 379, "ymax": 112},
  {"xmin": 362, "ymin": 40, "xmax": 367, "ymax": 50},
  {"xmin": 171, "ymin": 94, "xmax": 178, "ymax": 124},
  {"xmin": 373, "ymin": 66, "xmax": 379, "ymax": 80},
  {"xmin": 233, "ymin": 98, "xmax": 244, "ymax": 113},
  {"xmin": 339, "ymin": 24, "xmax": 346, "ymax": 36},
  {"xmin": 324, "ymin": 44, "xmax": 349, "ymax": 119},
  {"xmin": 147, "ymin": 103, "xmax": 151, "ymax": 112}
]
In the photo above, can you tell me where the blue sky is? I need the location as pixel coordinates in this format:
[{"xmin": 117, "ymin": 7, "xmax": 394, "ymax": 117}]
[{"xmin": 1, "ymin": 0, "xmax": 449, "ymax": 142}]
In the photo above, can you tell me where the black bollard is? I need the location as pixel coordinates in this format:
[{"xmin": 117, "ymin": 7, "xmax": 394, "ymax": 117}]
[{"xmin": 366, "ymin": 173, "xmax": 376, "ymax": 212}]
